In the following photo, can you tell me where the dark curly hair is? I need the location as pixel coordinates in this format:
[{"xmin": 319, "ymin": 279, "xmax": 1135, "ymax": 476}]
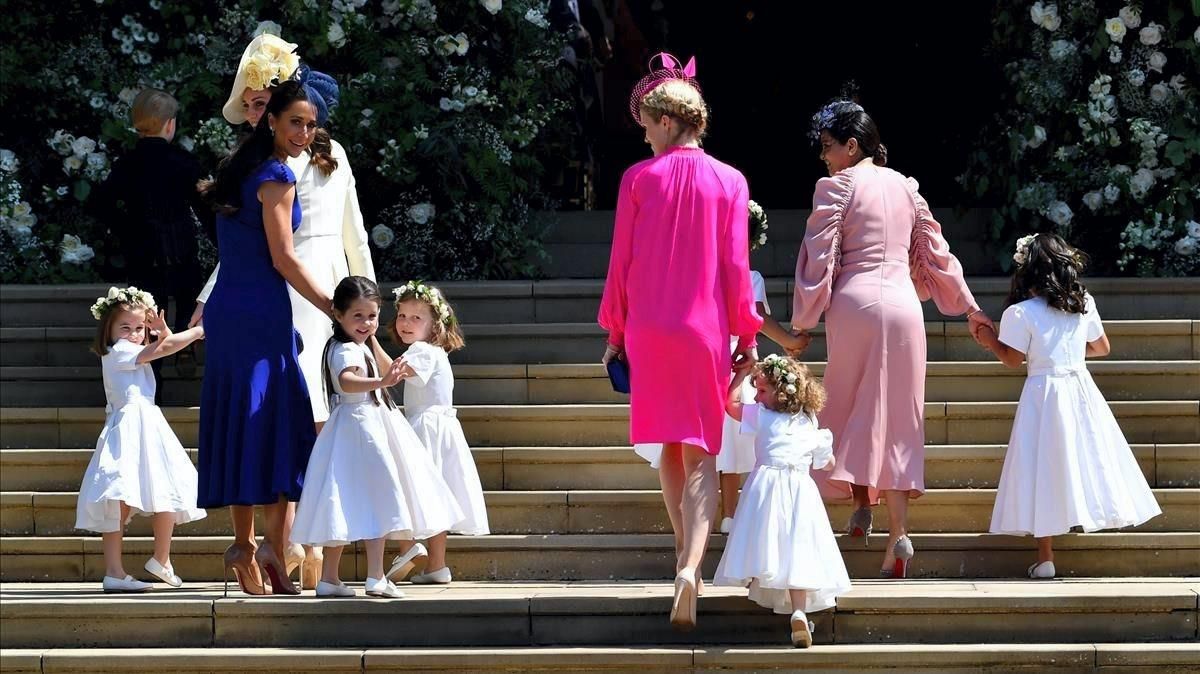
[{"xmin": 1005, "ymin": 233, "xmax": 1090, "ymax": 314}]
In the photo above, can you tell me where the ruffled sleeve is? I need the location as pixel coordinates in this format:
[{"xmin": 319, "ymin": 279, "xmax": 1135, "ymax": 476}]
[
  {"xmin": 751, "ymin": 270, "xmax": 771, "ymax": 316},
  {"xmin": 256, "ymin": 159, "xmax": 296, "ymax": 190},
  {"xmin": 792, "ymin": 171, "xmax": 854, "ymax": 330},
  {"xmin": 998, "ymin": 303, "xmax": 1031, "ymax": 354},
  {"xmin": 401, "ymin": 341, "xmax": 440, "ymax": 387},
  {"xmin": 330, "ymin": 342, "xmax": 368, "ymax": 378},
  {"xmin": 720, "ymin": 174, "xmax": 764, "ymax": 349},
  {"xmin": 906, "ymin": 177, "xmax": 977, "ymax": 316},
  {"xmin": 1083, "ymin": 293, "xmax": 1105, "ymax": 342},
  {"xmin": 807, "ymin": 413, "xmax": 835, "ymax": 470},
  {"xmin": 106, "ymin": 339, "xmax": 142, "ymax": 372},
  {"xmin": 598, "ymin": 166, "xmax": 640, "ymax": 348}
]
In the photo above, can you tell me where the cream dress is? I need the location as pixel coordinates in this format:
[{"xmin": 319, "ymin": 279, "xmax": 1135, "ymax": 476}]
[{"xmin": 198, "ymin": 140, "xmax": 375, "ymax": 422}]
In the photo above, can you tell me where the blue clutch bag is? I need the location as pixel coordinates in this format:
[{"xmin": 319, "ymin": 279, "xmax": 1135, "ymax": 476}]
[{"xmin": 606, "ymin": 359, "xmax": 631, "ymax": 394}]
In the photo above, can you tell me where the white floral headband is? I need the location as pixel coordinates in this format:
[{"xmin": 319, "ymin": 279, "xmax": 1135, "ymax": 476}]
[
  {"xmin": 759, "ymin": 353, "xmax": 801, "ymax": 395},
  {"xmin": 748, "ymin": 199, "xmax": 768, "ymax": 251},
  {"xmin": 90, "ymin": 286, "xmax": 156, "ymax": 320},
  {"xmin": 393, "ymin": 280, "xmax": 454, "ymax": 326},
  {"xmin": 1012, "ymin": 234, "xmax": 1037, "ymax": 266}
]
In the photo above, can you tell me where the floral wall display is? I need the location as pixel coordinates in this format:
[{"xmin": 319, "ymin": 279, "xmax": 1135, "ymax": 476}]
[
  {"xmin": 960, "ymin": 1, "xmax": 1199, "ymax": 276},
  {"xmin": 0, "ymin": 0, "xmax": 570, "ymax": 283}
]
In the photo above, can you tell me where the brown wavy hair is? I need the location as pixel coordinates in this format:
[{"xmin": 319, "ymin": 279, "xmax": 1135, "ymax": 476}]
[
  {"xmin": 1005, "ymin": 233, "xmax": 1090, "ymax": 314},
  {"xmin": 91, "ymin": 302, "xmax": 148, "ymax": 357},
  {"xmin": 308, "ymin": 128, "xmax": 338, "ymax": 176},
  {"xmin": 388, "ymin": 285, "xmax": 466, "ymax": 353},
  {"xmin": 754, "ymin": 357, "xmax": 826, "ymax": 416}
]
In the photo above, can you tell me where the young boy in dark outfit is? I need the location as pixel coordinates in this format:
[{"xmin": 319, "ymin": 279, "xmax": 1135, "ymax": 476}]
[{"xmin": 92, "ymin": 88, "xmax": 212, "ymax": 397}]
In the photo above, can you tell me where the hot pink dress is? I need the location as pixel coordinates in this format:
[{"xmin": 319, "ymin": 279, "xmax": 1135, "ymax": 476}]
[
  {"xmin": 600, "ymin": 146, "xmax": 763, "ymax": 456},
  {"xmin": 792, "ymin": 161, "xmax": 976, "ymax": 503}
]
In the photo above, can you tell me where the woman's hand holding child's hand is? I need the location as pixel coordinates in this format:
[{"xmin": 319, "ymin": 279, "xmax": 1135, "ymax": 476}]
[
  {"xmin": 821, "ymin": 455, "xmax": 836, "ymax": 472},
  {"xmin": 785, "ymin": 329, "xmax": 812, "ymax": 357}
]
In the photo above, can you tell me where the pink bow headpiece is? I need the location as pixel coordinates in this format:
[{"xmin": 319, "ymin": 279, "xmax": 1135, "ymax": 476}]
[{"xmin": 628, "ymin": 52, "xmax": 700, "ymax": 123}]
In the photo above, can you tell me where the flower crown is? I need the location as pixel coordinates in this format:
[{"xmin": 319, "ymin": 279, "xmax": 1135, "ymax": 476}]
[
  {"xmin": 748, "ymin": 199, "xmax": 768, "ymax": 251},
  {"xmin": 1012, "ymin": 234, "xmax": 1037, "ymax": 266},
  {"xmin": 90, "ymin": 286, "xmax": 156, "ymax": 320},
  {"xmin": 393, "ymin": 280, "xmax": 455, "ymax": 326},
  {"xmin": 759, "ymin": 354, "xmax": 800, "ymax": 393}
]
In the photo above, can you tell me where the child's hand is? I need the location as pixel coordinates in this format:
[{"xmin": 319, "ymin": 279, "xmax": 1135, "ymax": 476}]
[
  {"xmin": 193, "ymin": 325, "xmax": 205, "ymax": 341},
  {"xmin": 146, "ymin": 309, "xmax": 168, "ymax": 336},
  {"xmin": 380, "ymin": 359, "xmax": 405, "ymax": 389}
]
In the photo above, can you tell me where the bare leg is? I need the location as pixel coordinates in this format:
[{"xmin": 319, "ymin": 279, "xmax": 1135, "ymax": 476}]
[
  {"xmin": 102, "ymin": 502, "xmax": 131, "ymax": 578},
  {"xmin": 263, "ymin": 497, "xmax": 289, "ymax": 561},
  {"xmin": 788, "ymin": 589, "xmax": 807, "ymax": 614},
  {"xmin": 719, "ymin": 472, "xmax": 741, "ymax": 520},
  {"xmin": 230, "ymin": 505, "xmax": 256, "ymax": 546},
  {"xmin": 880, "ymin": 490, "xmax": 909, "ymax": 571},
  {"xmin": 677, "ymin": 443, "xmax": 719, "ymax": 575},
  {"xmin": 321, "ymin": 545, "xmax": 343, "ymax": 584},
  {"xmin": 851, "ymin": 483, "xmax": 871, "ymax": 510},
  {"xmin": 1036, "ymin": 536, "xmax": 1054, "ymax": 564},
  {"xmin": 150, "ymin": 512, "xmax": 175, "ymax": 567},
  {"xmin": 425, "ymin": 532, "xmax": 448, "ymax": 571},
  {"xmin": 364, "ymin": 538, "xmax": 386, "ymax": 580},
  {"xmin": 658, "ymin": 443, "xmax": 686, "ymax": 564}
]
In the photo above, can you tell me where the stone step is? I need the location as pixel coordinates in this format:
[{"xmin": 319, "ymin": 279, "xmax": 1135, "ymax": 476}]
[
  {"xmin": 6, "ymin": 360, "xmax": 1197, "ymax": 407},
  {"xmin": 3, "ymin": 279, "xmax": 1199, "ymax": 327},
  {"xmin": 0, "ymin": 579, "xmax": 1196, "ymax": 648},
  {"xmin": 3, "ymin": 320, "xmax": 1197, "ymax": 368},
  {"xmin": 2, "ymin": 488, "xmax": 1194, "ymax": 538},
  {"xmin": 2, "ymin": 643, "xmax": 1196, "ymax": 673},
  {"xmin": 2, "ymin": 533, "xmax": 1197, "ymax": 583},
  {"xmin": 3, "ymin": 402, "xmax": 1196, "ymax": 449},
  {"xmin": 3, "ymin": 444, "xmax": 1196, "ymax": 493}
]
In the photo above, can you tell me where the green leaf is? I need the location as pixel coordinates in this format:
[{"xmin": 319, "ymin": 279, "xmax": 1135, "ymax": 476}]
[
  {"xmin": 1165, "ymin": 141, "xmax": 1187, "ymax": 166},
  {"xmin": 73, "ymin": 180, "xmax": 91, "ymax": 202}
]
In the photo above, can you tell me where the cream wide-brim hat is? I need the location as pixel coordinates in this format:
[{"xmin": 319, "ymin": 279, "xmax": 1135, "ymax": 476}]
[{"xmin": 221, "ymin": 34, "xmax": 301, "ymax": 125}]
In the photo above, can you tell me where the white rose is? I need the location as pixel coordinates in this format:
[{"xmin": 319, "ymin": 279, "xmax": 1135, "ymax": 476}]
[
  {"xmin": 439, "ymin": 97, "xmax": 454, "ymax": 111},
  {"xmin": 453, "ymin": 33, "xmax": 469, "ymax": 55},
  {"xmin": 1175, "ymin": 237, "xmax": 1198, "ymax": 257},
  {"xmin": 785, "ymin": 384, "xmax": 797, "ymax": 395},
  {"xmin": 1041, "ymin": 10, "xmax": 1061, "ymax": 31},
  {"xmin": 1030, "ymin": 1, "xmax": 1046, "ymax": 26},
  {"xmin": 1148, "ymin": 51, "xmax": 1167, "ymax": 73},
  {"xmin": 86, "ymin": 152, "xmax": 106, "ymax": 170},
  {"xmin": 1026, "ymin": 125, "xmax": 1047, "ymax": 149},
  {"xmin": 1127, "ymin": 69, "xmax": 1145, "ymax": 87},
  {"xmin": 1105, "ymin": 17, "xmax": 1126, "ymax": 42},
  {"xmin": 253, "ymin": 20, "xmax": 282, "ymax": 37},
  {"xmin": 407, "ymin": 203, "xmax": 435, "ymax": 224},
  {"xmin": 0, "ymin": 148, "xmax": 17, "ymax": 173},
  {"xmin": 1139, "ymin": 22, "xmax": 1162, "ymax": 45},
  {"xmin": 107, "ymin": 286, "xmax": 120, "ymax": 300},
  {"xmin": 371, "ymin": 224, "xmax": 395, "ymax": 248},
  {"xmin": 1150, "ymin": 83, "xmax": 1170, "ymax": 104},
  {"xmin": 1103, "ymin": 184, "xmax": 1120, "ymax": 203},
  {"xmin": 1130, "ymin": 168, "xmax": 1155, "ymax": 198},
  {"xmin": 327, "ymin": 22, "xmax": 347, "ymax": 48},
  {"xmin": 71, "ymin": 136, "xmax": 96, "ymax": 157},
  {"xmin": 1108, "ymin": 45, "xmax": 1122, "ymax": 63},
  {"xmin": 60, "ymin": 234, "xmax": 95, "ymax": 264},
  {"xmin": 1187, "ymin": 221, "xmax": 1200, "ymax": 239},
  {"xmin": 1118, "ymin": 5, "xmax": 1140, "ymax": 28},
  {"xmin": 1170, "ymin": 74, "xmax": 1187, "ymax": 94},
  {"xmin": 63, "ymin": 155, "xmax": 82, "ymax": 174},
  {"xmin": 1082, "ymin": 191, "xmax": 1104, "ymax": 212},
  {"xmin": 480, "ymin": 0, "xmax": 502, "ymax": 14},
  {"xmin": 786, "ymin": 373, "xmax": 797, "ymax": 383},
  {"xmin": 1045, "ymin": 200, "xmax": 1073, "ymax": 227},
  {"xmin": 1195, "ymin": 25, "xmax": 1200, "ymax": 44}
]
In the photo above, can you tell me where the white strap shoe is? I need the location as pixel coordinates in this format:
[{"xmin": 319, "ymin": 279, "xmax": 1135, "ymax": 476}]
[
  {"xmin": 1027, "ymin": 561, "xmax": 1056, "ymax": 579},
  {"xmin": 409, "ymin": 566, "xmax": 452, "ymax": 585},
  {"xmin": 144, "ymin": 558, "xmax": 183, "ymax": 587},
  {"xmin": 102, "ymin": 575, "xmax": 153, "ymax": 593},
  {"xmin": 315, "ymin": 580, "xmax": 356, "ymax": 597},
  {"xmin": 365, "ymin": 577, "xmax": 406, "ymax": 598},
  {"xmin": 386, "ymin": 543, "xmax": 429, "ymax": 582},
  {"xmin": 719, "ymin": 517, "xmax": 734, "ymax": 535}
]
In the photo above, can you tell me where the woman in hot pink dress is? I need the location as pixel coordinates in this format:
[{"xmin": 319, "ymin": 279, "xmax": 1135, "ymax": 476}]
[
  {"xmin": 599, "ymin": 55, "xmax": 762, "ymax": 630},
  {"xmin": 792, "ymin": 101, "xmax": 993, "ymax": 577}
]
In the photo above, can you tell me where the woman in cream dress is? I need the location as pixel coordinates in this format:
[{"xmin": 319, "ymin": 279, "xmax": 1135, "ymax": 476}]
[{"xmin": 191, "ymin": 33, "xmax": 376, "ymax": 588}]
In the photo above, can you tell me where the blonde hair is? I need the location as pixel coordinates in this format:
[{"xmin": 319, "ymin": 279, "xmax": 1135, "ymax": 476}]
[
  {"xmin": 754, "ymin": 356, "xmax": 826, "ymax": 416},
  {"xmin": 640, "ymin": 79, "xmax": 708, "ymax": 137},
  {"xmin": 389, "ymin": 284, "xmax": 466, "ymax": 353},
  {"xmin": 90, "ymin": 302, "xmax": 148, "ymax": 357},
  {"xmin": 131, "ymin": 88, "xmax": 178, "ymax": 135}
]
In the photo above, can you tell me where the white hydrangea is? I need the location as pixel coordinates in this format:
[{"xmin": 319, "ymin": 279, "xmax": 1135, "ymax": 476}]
[
  {"xmin": 1082, "ymin": 191, "xmax": 1103, "ymax": 212},
  {"xmin": 1130, "ymin": 168, "xmax": 1155, "ymax": 199},
  {"xmin": 71, "ymin": 136, "xmax": 96, "ymax": 157},
  {"xmin": 1103, "ymin": 184, "xmax": 1120, "ymax": 203},
  {"xmin": 1044, "ymin": 200, "xmax": 1073, "ymax": 227},
  {"xmin": 1127, "ymin": 69, "xmax": 1145, "ymax": 87},
  {"xmin": 524, "ymin": 7, "xmax": 550, "ymax": 28},
  {"xmin": 1048, "ymin": 39, "xmax": 1075, "ymax": 61}
]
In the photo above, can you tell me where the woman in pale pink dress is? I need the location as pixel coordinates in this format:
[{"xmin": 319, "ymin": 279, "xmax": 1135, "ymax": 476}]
[
  {"xmin": 599, "ymin": 55, "xmax": 762, "ymax": 630},
  {"xmin": 792, "ymin": 101, "xmax": 993, "ymax": 577}
]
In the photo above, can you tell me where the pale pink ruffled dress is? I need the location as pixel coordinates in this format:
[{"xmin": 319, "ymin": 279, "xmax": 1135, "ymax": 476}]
[
  {"xmin": 792, "ymin": 161, "xmax": 976, "ymax": 503},
  {"xmin": 600, "ymin": 146, "xmax": 763, "ymax": 456}
]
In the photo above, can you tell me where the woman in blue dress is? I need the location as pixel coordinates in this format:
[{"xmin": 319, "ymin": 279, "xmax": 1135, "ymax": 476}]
[{"xmin": 199, "ymin": 80, "xmax": 333, "ymax": 595}]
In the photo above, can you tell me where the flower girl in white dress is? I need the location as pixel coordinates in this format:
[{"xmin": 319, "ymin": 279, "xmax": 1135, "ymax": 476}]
[
  {"xmin": 384, "ymin": 281, "xmax": 490, "ymax": 586},
  {"xmin": 78, "ymin": 287, "xmax": 207, "ymax": 593},
  {"xmin": 975, "ymin": 234, "xmax": 1160, "ymax": 579},
  {"xmin": 714, "ymin": 354, "xmax": 851, "ymax": 648},
  {"xmin": 291, "ymin": 277, "xmax": 462, "ymax": 598}
]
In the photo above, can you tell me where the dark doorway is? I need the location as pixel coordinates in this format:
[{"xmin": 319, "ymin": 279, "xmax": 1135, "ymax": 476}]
[{"xmin": 590, "ymin": 1, "xmax": 999, "ymax": 209}]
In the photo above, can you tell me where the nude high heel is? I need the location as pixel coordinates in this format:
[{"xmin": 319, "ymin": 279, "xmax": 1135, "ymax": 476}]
[
  {"xmin": 255, "ymin": 544, "xmax": 300, "ymax": 595},
  {"xmin": 879, "ymin": 535, "xmax": 915, "ymax": 579},
  {"xmin": 301, "ymin": 547, "xmax": 323, "ymax": 591},
  {"xmin": 669, "ymin": 568, "xmax": 698, "ymax": 631},
  {"xmin": 223, "ymin": 542, "xmax": 266, "ymax": 597}
]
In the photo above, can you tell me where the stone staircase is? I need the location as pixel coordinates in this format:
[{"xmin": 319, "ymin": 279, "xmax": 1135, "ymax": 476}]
[{"xmin": 0, "ymin": 280, "xmax": 1197, "ymax": 672}]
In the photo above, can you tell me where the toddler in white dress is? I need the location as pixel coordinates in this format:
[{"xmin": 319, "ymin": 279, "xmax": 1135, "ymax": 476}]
[
  {"xmin": 714, "ymin": 354, "xmax": 851, "ymax": 648},
  {"xmin": 975, "ymin": 234, "xmax": 1160, "ymax": 578},
  {"xmin": 291, "ymin": 277, "xmax": 463, "ymax": 598},
  {"xmin": 78, "ymin": 287, "xmax": 206, "ymax": 593},
  {"xmin": 383, "ymin": 281, "xmax": 490, "ymax": 586}
]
